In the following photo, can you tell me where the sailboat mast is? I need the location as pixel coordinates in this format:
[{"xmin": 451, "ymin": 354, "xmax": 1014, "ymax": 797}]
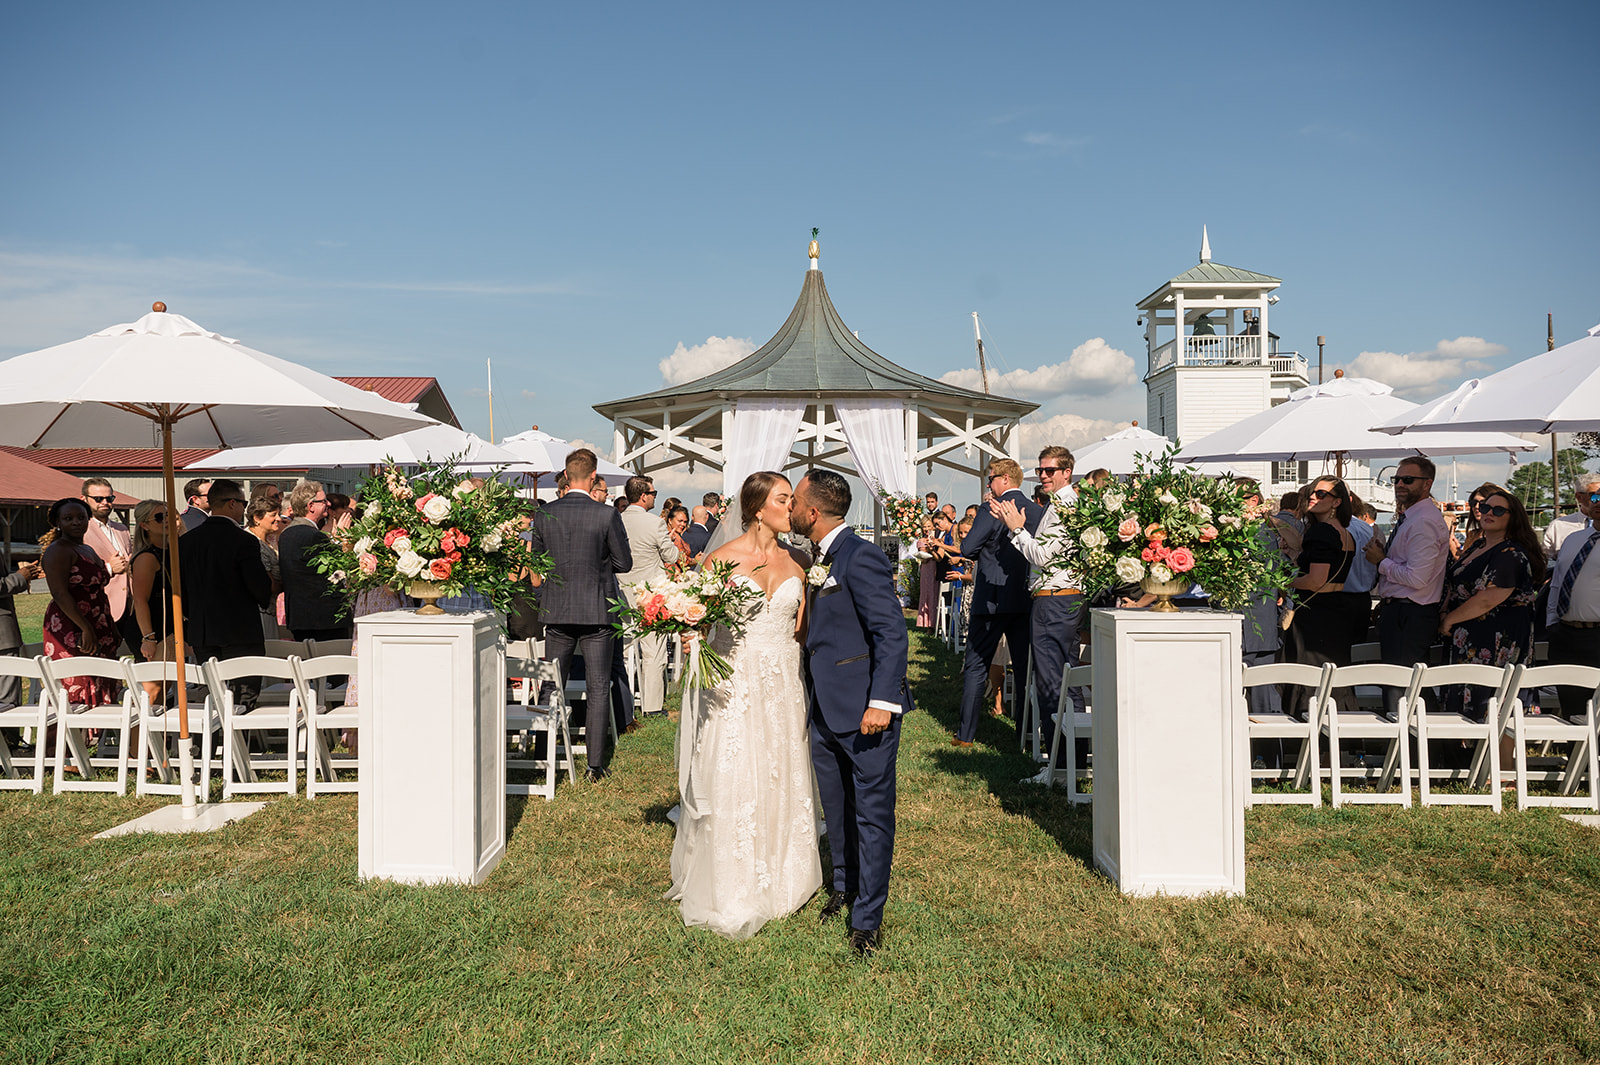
[{"xmin": 971, "ymin": 312, "xmax": 991, "ymax": 394}]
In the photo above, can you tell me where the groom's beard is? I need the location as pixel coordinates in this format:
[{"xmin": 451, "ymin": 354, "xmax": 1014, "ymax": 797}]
[{"xmin": 789, "ymin": 509, "xmax": 814, "ymax": 540}]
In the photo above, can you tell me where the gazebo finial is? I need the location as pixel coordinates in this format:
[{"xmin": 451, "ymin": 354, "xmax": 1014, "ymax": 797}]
[
  {"xmin": 1199, "ymin": 225, "xmax": 1211, "ymax": 263},
  {"xmin": 808, "ymin": 227, "xmax": 819, "ymax": 270}
]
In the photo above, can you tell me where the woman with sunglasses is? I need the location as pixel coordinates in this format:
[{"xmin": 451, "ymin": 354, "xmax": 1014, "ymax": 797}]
[
  {"xmin": 1286, "ymin": 477, "xmax": 1364, "ymax": 717},
  {"xmin": 1438, "ymin": 491, "xmax": 1544, "ymax": 722},
  {"xmin": 129, "ymin": 499, "xmax": 179, "ymax": 703},
  {"xmin": 1457, "ymin": 482, "xmax": 1509, "ymax": 559}
]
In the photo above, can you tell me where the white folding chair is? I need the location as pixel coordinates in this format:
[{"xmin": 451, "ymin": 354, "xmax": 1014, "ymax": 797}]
[
  {"xmin": 1502, "ymin": 664, "xmax": 1599, "ymax": 812},
  {"xmin": 51, "ymin": 656, "xmax": 137, "ymax": 795},
  {"xmin": 205, "ymin": 656, "xmax": 305, "ymax": 799},
  {"xmin": 0, "ymin": 655, "xmax": 57, "ymax": 793},
  {"xmin": 1242, "ymin": 661, "xmax": 1334, "ymax": 807},
  {"xmin": 1043, "ymin": 664, "xmax": 1094, "ymax": 802},
  {"xmin": 1324, "ymin": 663, "xmax": 1422, "ymax": 808},
  {"xmin": 130, "ymin": 659, "xmax": 217, "ymax": 798},
  {"xmin": 293, "ymin": 655, "xmax": 360, "ymax": 798},
  {"xmin": 506, "ymin": 660, "xmax": 576, "ymax": 799},
  {"xmin": 1019, "ymin": 656, "xmax": 1043, "ymax": 761},
  {"xmin": 265, "ymin": 639, "xmax": 310, "ymax": 658},
  {"xmin": 257, "ymin": 640, "xmax": 309, "ymax": 707},
  {"xmin": 305, "ymin": 638, "xmax": 352, "ymax": 657},
  {"xmin": 1414, "ymin": 663, "xmax": 1518, "ymax": 812}
]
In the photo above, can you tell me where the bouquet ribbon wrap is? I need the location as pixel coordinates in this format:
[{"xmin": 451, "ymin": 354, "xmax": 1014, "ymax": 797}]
[{"xmin": 677, "ymin": 634, "xmax": 705, "ymax": 821}]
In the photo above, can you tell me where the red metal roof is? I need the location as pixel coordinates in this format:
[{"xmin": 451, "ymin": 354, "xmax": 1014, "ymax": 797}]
[
  {"xmin": 334, "ymin": 376, "xmax": 438, "ymax": 404},
  {"xmin": 0, "ymin": 446, "xmax": 223, "ymax": 471},
  {"xmin": 0, "ymin": 450, "xmax": 142, "ymax": 506}
]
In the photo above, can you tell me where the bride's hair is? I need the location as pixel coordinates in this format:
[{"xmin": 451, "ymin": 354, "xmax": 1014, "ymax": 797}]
[{"xmin": 740, "ymin": 471, "xmax": 789, "ymax": 527}]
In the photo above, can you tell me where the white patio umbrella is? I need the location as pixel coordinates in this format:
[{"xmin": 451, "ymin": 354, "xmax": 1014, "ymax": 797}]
[
  {"xmin": 186, "ymin": 420, "xmax": 535, "ymax": 472},
  {"xmin": 1177, "ymin": 373, "xmax": 1535, "ymax": 469},
  {"xmin": 1071, "ymin": 424, "xmax": 1237, "ymax": 479},
  {"xmin": 0, "ymin": 305, "xmax": 433, "ymax": 828},
  {"xmin": 1372, "ymin": 325, "xmax": 1600, "ymax": 435},
  {"xmin": 498, "ymin": 427, "xmax": 630, "ymax": 487}
]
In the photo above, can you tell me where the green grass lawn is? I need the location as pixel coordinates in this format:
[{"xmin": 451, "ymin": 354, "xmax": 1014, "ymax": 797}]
[
  {"xmin": 14, "ymin": 591, "xmax": 47, "ymax": 645},
  {"xmin": 1, "ymin": 625, "xmax": 1598, "ymax": 1063}
]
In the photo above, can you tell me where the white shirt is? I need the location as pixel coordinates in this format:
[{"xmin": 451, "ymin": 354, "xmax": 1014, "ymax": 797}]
[
  {"xmin": 1006, "ymin": 483, "xmax": 1080, "ymax": 593},
  {"xmin": 814, "ymin": 522, "xmax": 899, "ymax": 716},
  {"xmin": 1543, "ymin": 512, "xmax": 1592, "ymax": 561},
  {"xmin": 1548, "ymin": 527, "xmax": 1600, "ymax": 626},
  {"xmin": 1345, "ymin": 518, "xmax": 1377, "ymax": 595}
]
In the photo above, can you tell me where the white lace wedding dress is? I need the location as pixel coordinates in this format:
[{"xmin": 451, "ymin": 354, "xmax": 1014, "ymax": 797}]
[{"xmin": 666, "ymin": 574, "xmax": 823, "ymax": 940}]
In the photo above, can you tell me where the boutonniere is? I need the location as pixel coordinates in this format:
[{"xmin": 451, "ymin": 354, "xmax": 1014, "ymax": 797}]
[{"xmin": 807, "ymin": 563, "xmax": 831, "ymax": 587}]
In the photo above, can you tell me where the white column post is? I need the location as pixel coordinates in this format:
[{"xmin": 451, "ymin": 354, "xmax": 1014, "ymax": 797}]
[{"xmin": 612, "ymin": 420, "xmax": 626, "ymax": 469}]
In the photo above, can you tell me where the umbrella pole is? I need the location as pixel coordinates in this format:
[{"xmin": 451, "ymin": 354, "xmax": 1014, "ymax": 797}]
[{"xmin": 161, "ymin": 411, "xmax": 199, "ymax": 818}]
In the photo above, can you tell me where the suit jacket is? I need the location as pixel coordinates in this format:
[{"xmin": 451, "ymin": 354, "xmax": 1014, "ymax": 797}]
[
  {"xmin": 0, "ymin": 565, "xmax": 32, "ymax": 651},
  {"xmin": 83, "ymin": 517, "xmax": 131, "ymax": 620},
  {"xmin": 683, "ymin": 522, "xmax": 712, "ymax": 560},
  {"xmin": 180, "ymin": 507, "xmax": 208, "ymax": 533},
  {"xmin": 804, "ymin": 527, "xmax": 913, "ymax": 734},
  {"xmin": 180, "ymin": 516, "xmax": 273, "ymax": 647},
  {"xmin": 278, "ymin": 520, "xmax": 346, "ymax": 632},
  {"xmin": 529, "ymin": 493, "xmax": 632, "ymax": 626},
  {"xmin": 617, "ymin": 506, "xmax": 679, "ymax": 588},
  {"xmin": 960, "ymin": 487, "xmax": 1044, "ymax": 616}
]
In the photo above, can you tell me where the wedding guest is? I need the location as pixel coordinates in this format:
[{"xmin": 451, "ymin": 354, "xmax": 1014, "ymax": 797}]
[
  {"xmin": 1236, "ymin": 481, "xmax": 1285, "ymax": 718},
  {"xmin": 915, "ymin": 516, "xmax": 938, "ymax": 630},
  {"xmin": 953, "ymin": 459, "xmax": 1042, "ymax": 746},
  {"xmin": 128, "ymin": 500, "xmax": 178, "ymax": 703},
  {"xmin": 1457, "ymin": 483, "xmax": 1507, "ymax": 558},
  {"xmin": 1541, "ymin": 474, "xmax": 1600, "ymax": 561},
  {"xmin": 618, "ymin": 475, "xmax": 679, "ymax": 718},
  {"xmin": 1345, "ymin": 492, "xmax": 1379, "ymax": 646},
  {"xmin": 588, "ymin": 476, "xmax": 608, "ymax": 503},
  {"xmin": 1286, "ymin": 477, "xmax": 1362, "ymax": 718},
  {"xmin": 245, "ymin": 499, "xmax": 285, "ymax": 642},
  {"xmin": 279, "ymin": 481, "xmax": 349, "ymax": 643},
  {"xmin": 924, "ymin": 491, "xmax": 939, "ymax": 514},
  {"xmin": 80, "ymin": 478, "xmax": 135, "ymax": 654},
  {"xmin": 940, "ymin": 503, "xmax": 958, "ymax": 524},
  {"xmin": 324, "ymin": 492, "xmax": 353, "ymax": 530},
  {"xmin": 562, "ymin": 477, "xmax": 636, "ymax": 737},
  {"xmin": 1546, "ymin": 489, "xmax": 1600, "ymax": 717},
  {"xmin": 949, "ymin": 519, "xmax": 974, "ymax": 644},
  {"xmin": 529, "ymin": 448, "xmax": 632, "ymax": 781},
  {"xmin": 684, "ymin": 506, "xmax": 713, "ymax": 560},
  {"xmin": 1081, "ymin": 469, "xmax": 1112, "ymax": 489},
  {"xmin": 249, "ymin": 482, "xmax": 284, "ymax": 512},
  {"xmin": 666, "ymin": 505, "xmax": 693, "ymax": 573},
  {"xmin": 1439, "ymin": 491, "xmax": 1542, "ymax": 721},
  {"xmin": 40, "ymin": 499, "xmax": 121, "ymax": 707},
  {"xmin": 964, "ymin": 504, "xmax": 980, "ymax": 523},
  {"xmin": 1366, "ymin": 457, "xmax": 1450, "ymax": 717},
  {"xmin": 701, "ymin": 492, "xmax": 722, "ymax": 534},
  {"xmin": 0, "ymin": 556, "xmax": 44, "ymax": 715},
  {"xmin": 660, "ymin": 497, "xmax": 682, "ymax": 524},
  {"xmin": 181, "ymin": 481, "xmax": 273, "ymax": 710},
  {"xmin": 180, "ymin": 478, "xmax": 212, "ymax": 533}
]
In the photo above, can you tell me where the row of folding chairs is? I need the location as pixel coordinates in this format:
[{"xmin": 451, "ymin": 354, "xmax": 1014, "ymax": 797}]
[
  {"xmin": 0, "ymin": 652, "xmax": 357, "ymax": 799},
  {"xmin": 1016, "ymin": 658, "xmax": 1600, "ymax": 812},
  {"xmin": 504, "ymin": 639, "xmax": 618, "ymax": 800}
]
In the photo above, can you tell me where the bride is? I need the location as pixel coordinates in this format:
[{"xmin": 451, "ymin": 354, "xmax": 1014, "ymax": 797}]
[{"xmin": 666, "ymin": 471, "xmax": 823, "ymax": 939}]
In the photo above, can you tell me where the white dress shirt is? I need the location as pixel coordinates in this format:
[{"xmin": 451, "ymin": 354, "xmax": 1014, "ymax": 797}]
[
  {"xmin": 1006, "ymin": 483, "xmax": 1080, "ymax": 593},
  {"xmin": 1547, "ymin": 527, "xmax": 1600, "ymax": 626},
  {"xmin": 1543, "ymin": 512, "xmax": 1592, "ymax": 561}
]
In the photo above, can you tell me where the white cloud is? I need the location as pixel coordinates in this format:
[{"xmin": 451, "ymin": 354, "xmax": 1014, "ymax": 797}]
[
  {"xmin": 939, "ymin": 337, "xmax": 1135, "ymax": 399},
  {"xmin": 1020, "ymin": 131, "xmax": 1086, "ymax": 152},
  {"xmin": 1018, "ymin": 413, "xmax": 1132, "ymax": 457},
  {"xmin": 659, "ymin": 335, "xmax": 757, "ymax": 385},
  {"xmin": 1340, "ymin": 336, "xmax": 1507, "ymax": 396}
]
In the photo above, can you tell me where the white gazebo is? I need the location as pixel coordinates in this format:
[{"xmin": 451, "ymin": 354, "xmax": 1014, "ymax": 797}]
[{"xmin": 593, "ymin": 240, "xmax": 1038, "ymax": 529}]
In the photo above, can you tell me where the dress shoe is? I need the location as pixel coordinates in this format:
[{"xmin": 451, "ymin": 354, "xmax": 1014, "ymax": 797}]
[
  {"xmin": 585, "ymin": 766, "xmax": 610, "ymax": 783},
  {"xmin": 817, "ymin": 890, "xmax": 851, "ymax": 923},
  {"xmin": 848, "ymin": 927, "xmax": 879, "ymax": 957},
  {"xmin": 623, "ymin": 722, "xmax": 642, "ymax": 735},
  {"xmin": 950, "ymin": 738, "xmax": 974, "ymax": 748}
]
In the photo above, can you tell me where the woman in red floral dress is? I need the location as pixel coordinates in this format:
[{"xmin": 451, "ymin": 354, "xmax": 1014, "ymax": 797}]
[{"xmin": 40, "ymin": 498, "xmax": 122, "ymax": 706}]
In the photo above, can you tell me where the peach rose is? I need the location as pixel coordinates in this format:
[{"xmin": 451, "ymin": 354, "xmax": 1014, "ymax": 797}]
[
  {"xmin": 357, "ymin": 552, "xmax": 378, "ymax": 576},
  {"xmin": 1199, "ymin": 525, "xmax": 1219, "ymax": 541},
  {"xmin": 1116, "ymin": 517, "xmax": 1139, "ymax": 542},
  {"xmin": 428, "ymin": 558, "xmax": 452, "ymax": 580}
]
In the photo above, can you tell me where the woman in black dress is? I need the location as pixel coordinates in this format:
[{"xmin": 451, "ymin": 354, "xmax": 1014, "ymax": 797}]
[
  {"xmin": 1439, "ymin": 490, "xmax": 1543, "ymax": 722},
  {"xmin": 1286, "ymin": 477, "xmax": 1364, "ymax": 718}
]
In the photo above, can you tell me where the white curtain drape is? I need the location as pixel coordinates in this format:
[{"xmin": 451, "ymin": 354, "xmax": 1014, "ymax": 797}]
[
  {"xmin": 835, "ymin": 400, "xmax": 910, "ymax": 498},
  {"xmin": 722, "ymin": 399, "xmax": 806, "ymax": 501}
]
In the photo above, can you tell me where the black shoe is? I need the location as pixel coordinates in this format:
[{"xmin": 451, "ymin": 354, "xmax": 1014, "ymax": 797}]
[
  {"xmin": 585, "ymin": 767, "xmax": 610, "ymax": 783},
  {"xmin": 848, "ymin": 927, "xmax": 879, "ymax": 957},
  {"xmin": 817, "ymin": 890, "xmax": 851, "ymax": 923}
]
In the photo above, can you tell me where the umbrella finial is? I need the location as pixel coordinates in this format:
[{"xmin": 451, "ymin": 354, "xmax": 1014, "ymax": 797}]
[{"xmin": 152, "ymin": 301, "xmax": 167, "ymax": 313}]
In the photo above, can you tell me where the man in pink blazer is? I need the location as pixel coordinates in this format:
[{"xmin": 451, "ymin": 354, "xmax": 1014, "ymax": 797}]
[{"xmin": 81, "ymin": 477, "xmax": 135, "ymax": 654}]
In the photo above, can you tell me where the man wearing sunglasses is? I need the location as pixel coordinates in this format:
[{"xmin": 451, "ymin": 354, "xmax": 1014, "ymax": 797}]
[
  {"xmin": 1540, "ymin": 475, "xmax": 1600, "ymax": 562},
  {"xmin": 1547, "ymin": 478, "xmax": 1600, "ymax": 716},
  {"xmin": 1364, "ymin": 457, "xmax": 1449, "ymax": 715},
  {"xmin": 80, "ymin": 477, "xmax": 138, "ymax": 653}
]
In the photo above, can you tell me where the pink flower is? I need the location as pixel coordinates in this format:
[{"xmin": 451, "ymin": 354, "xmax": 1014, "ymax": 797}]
[
  {"xmin": 440, "ymin": 532, "xmax": 457, "ymax": 553},
  {"xmin": 1144, "ymin": 522, "xmax": 1167, "ymax": 542},
  {"xmin": 452, "ymin": 528, "xmax": 470, "ymax": 546},
  {"xmin": 428, "ymin": 558, "xmax": 452, "ymax": 580},
  {"xmin": 383, "ymin": 528, "xmax": 407, "ymax": 548},
  {"xmin": 1199, "ymin": 525, "xmax": 1219, "ymax": 542},
  {"xmin": 684, "ymin": 601, "xmax": 707, "ymax": 624},
  {"xmin": 1116, "ymin": 517, "xmax": 1139, "ymax": 542},
  {"xmin": 1168, "ymin": 547, "xmax": 1196, "ymax": 573},
  {"xmin": 357, "ymin": 552, "xmax": 378, "ymax": 575}
]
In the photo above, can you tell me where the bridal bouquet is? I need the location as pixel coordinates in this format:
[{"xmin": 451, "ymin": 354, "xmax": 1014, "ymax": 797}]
[
  {"xmin": 1041, "ymin": 447, "xmax": 1292, "ymax": 611},
  {"xmin": 610, "ymin": 560, "xmax": 766, "ymax": 689},
  {"xmin": 309, "ymin": 459, "xmax": 550, "ymax": 616}
]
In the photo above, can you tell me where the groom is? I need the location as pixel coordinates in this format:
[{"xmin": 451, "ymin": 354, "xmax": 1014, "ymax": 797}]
[{"xmin": 790, "ymin": 470, "xmax": 912, "ymax": 957}]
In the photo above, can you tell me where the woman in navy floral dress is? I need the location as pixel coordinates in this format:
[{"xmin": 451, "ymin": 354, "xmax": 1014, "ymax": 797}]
[{"xmin": 1438, "ymin": 490, "xmax": 1544, "ymax": 722}]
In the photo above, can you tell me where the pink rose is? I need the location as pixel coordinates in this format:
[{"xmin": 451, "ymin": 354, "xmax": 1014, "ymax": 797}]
[
  {"xmin": 440, "ymin": 532, "xmax": 457, "ymax": 553},
  {"xmin": 428, "ymin": 558, "xmax": 452, "ymax": 580},
  {"xmin": 1116, "ymin": 517, "xmax": 1139, "ymax": 542},
  {"xmin": 1199, "ymin": 525, "xmax": 1219, "ymax": 542},
  {"xmin": 383, "ymin": 528, "xmax": 407, "ymax": 548},
  {"xmin": 452, "ymin": 528, "xmax": 470, "ymax": 546},
  {"xmin": 357, "ymin": 552, "xmax": 378, "ymax": 575},
  {"xmin": 1168, "ymin": 547, "xmax": 1196, "ymax": 573},
  {"xmin": 1141, "ymin": 546, "xmax": 1160, "ymax": 563}
]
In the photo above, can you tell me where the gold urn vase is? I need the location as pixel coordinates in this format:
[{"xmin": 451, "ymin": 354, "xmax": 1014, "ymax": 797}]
[
  {"xmin": 409, "ymin": 580, "xmax": 447, "ymax": 615},
  {"xmin": 1140, "ymin": 574, "xmax": 1190, "ymax": 613}
]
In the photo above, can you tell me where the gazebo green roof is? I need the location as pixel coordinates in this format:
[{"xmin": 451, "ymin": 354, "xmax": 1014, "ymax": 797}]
[
  {"xmin": 593, "ymin": 266, "xmax": 1037, "ymax": 419},
  {"xmin": 1137, "ymin": 260, "xmax": 1282, "ymax": 310}
]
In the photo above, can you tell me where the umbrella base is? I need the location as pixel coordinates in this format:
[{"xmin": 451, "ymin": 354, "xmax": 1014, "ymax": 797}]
[
  {"xmin": 1563, "ymin": 814, "xmax": 1599, "ymax": 830},
  {"xmin": 94, "ymin": 801, "xmax": 269, "ymax": 839}
]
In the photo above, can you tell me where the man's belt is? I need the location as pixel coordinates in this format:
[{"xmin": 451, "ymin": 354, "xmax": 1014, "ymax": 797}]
[
  {"xmin": 1560, "ymin": 619, "xmax": 1600, "ymax": 629},
  {"xmin": 1379, "ymin": 596, "xmax": 1433, "ymax": 606},
  {"xmin": 1032, "ymin": 587, "xmax": 1082, "ymax": 597}
]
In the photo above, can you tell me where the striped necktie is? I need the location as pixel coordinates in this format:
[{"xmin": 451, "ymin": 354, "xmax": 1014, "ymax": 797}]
[{"xmin": 1557, "ymin": 529, "xmax": 1600, "ymax": 619}]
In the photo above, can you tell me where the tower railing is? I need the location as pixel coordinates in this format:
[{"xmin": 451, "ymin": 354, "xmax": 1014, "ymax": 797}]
[{"xmin": 1146, "ymin": 334, "xmax": 1266, "ymax": 375}]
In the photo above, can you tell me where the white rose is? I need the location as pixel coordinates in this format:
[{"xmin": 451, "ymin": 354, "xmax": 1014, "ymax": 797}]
[
  {"xmin": 391, "ymin": 535, "xmax": 412, "ymax": 554},
  {"xmin": 1149, "ymin": 563, "xmax": 1174, "ymax": 583},
  {"xmin": 353, "ymin": 536, "xmax": 374, "ymax": 555},
  {"xmin": 395, "ymin": 550, "xmax": 427, "ymax": 578},
  {"xmin": 1102, "ymin": 491, "xmax": 1124, "ymax": 512},
  {"xmin": 366, "ymin": 501, "xmax": 381, "ymax": 519},
  {"xmin": 481, "ymin": 530, "xmax": 503, "ymax": 552},
  {"xmin": 1080, "ymin": 526, "xmax": 1108, "ymax": 550},
  {"xmin": 1159, "ymin": 491, "xmax": 1178, "ymax": 505},
  {"xmin": 1114, "ymin": 556, "xmax": 1145, "ymax": 583},
  {"xmin": 421, "ymin": 495, "xmax": 452, "ymax": 524}
]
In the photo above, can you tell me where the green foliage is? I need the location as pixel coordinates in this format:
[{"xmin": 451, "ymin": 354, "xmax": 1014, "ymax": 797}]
[{"xmin": 1508, "ymin": 447, "xmax": 1590, "ymax": 524}]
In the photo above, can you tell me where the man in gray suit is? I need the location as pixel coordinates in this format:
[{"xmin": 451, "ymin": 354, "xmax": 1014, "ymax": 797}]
[
  {"xmin": 617, "ymin": 475, "xmax": 679, "ymax": 718},
  {"xmin": 529, "ymin": 448, "xmax": 632, "ymax": 782},
  {"xmin": 1, "ymin": 558, "xmax": 43, "ymax": 714}
]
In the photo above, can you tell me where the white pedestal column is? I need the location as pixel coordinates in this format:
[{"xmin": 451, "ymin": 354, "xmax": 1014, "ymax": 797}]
[
  {"xmin": 1090, "ymin": 609, "xmax": 1246, "ymax": 897},
  {"xmin": 357, "ymin": 610, "xmax": 506, "ymax": 886}
]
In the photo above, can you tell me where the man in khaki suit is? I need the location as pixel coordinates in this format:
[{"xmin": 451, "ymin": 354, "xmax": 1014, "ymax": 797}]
[{"xmin": 617, "ymin": 475, "xmax": 679, "ymax": 716}]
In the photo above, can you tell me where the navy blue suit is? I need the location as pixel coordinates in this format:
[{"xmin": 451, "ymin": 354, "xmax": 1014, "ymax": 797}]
[
  {"xmin": 956, "ymin": 488, "xmax": 1043, "ymax": 742},
  {"xmin": 804, "ymin": 527, "xmax": 912, "ymax": 935},
  {"xmin": 683, "ymin": 522, "xmax": 712, "ymax": 561}
]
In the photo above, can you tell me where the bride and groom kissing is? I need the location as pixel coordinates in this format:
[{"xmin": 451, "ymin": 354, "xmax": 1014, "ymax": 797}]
[{"xmin": 665, "ymin": 468, "xmax": 911, "ymax": 956}]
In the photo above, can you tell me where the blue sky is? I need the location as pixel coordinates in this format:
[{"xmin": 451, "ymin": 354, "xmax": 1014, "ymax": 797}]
[{"xmin": 2, "ymin": 0, "xmax": 1596, "ymax": 505}]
